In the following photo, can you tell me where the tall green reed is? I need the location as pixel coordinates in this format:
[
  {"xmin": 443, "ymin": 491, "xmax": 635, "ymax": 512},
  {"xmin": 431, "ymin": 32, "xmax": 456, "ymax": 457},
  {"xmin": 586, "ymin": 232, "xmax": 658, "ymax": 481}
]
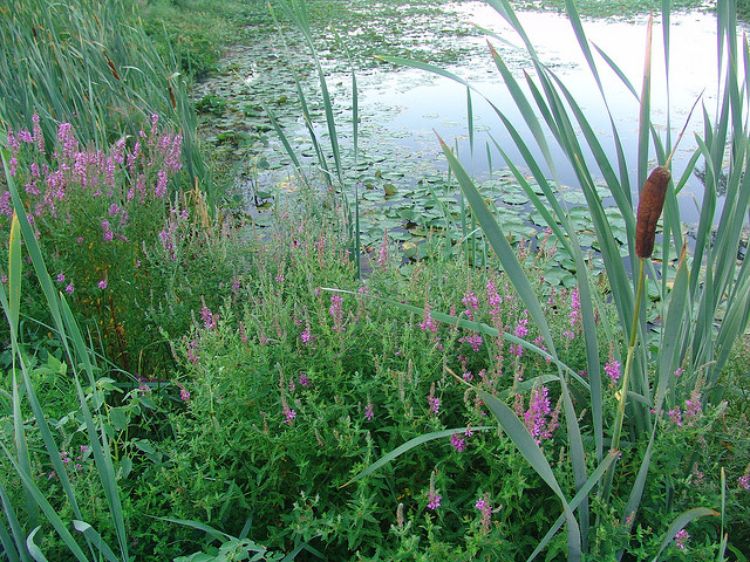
[
  {"xmin": 0, "ymin": 0, "xmax": 212, "ymax": 202},
  {"xmin": 353, "ymin": 0, "xmax": 748, "ymax": 558},
  {"xmin": 267, "ymin": 0, "xmax": 363, "ymax": 279}
]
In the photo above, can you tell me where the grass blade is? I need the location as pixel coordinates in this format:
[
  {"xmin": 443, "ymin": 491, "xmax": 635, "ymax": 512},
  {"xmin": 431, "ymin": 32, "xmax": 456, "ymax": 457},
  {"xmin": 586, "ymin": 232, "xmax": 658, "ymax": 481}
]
[
  {"xmin": 0, "ymin": 483, "xmax": 27, "ymax": 562},
  {"xmin": 0, "ymin": 444, "xmax": 88, "ymax": 561},
  {"xmin": 527, "ymin": 450, "xmax": 618, "ymax": 561},
  {"xmin": 72, "ymin": 520, "xmax": 120, "ymax": 562},
  {"xmin": 343, "ymin": 427, "xmax": 492, "ymax": 487}
]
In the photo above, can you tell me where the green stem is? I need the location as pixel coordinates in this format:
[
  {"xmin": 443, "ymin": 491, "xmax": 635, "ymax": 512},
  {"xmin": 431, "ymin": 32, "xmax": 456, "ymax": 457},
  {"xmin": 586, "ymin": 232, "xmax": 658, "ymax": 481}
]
[
  {"xmin": 612, "ymin": 257, "xmax": 646, "ymax": 451},
  {"xmin": 602, "ymin": 257, "xmax": 646, "ymax": 499}
]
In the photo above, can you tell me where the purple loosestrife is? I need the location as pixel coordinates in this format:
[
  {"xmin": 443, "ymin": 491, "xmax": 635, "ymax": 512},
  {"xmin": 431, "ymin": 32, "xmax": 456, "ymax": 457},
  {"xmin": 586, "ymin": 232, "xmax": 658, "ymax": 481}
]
[
  {"xmin": 674, "ymin": 529, "xmax": 689, "ymax": 550},
  {"xmin": 514, "ymin": 313, "xmax": 529, "ymax": 338},
  {"xmin": 179, "ymin": 385, "xmax": 190, "ymax": 402},
  {"xmin": 300, "ymin": 326, "xmax": 312, "ymax": 345},
  {"xmin": 200, "ymin": 304, "xmax": 217, "ymax": 330},
  {"xmin": 450, "ymin": 433, "xmax": 465, "ymax": 452},
  {"xmin": 460, "ymin": 333, "xmax": 483, "ymax": 352},
  {"xmin": 684, "ymin": 390, "xmax": 702, "ymax": 421},
  {"xmin": 461, "ymin": 290, "xmax": 479, "ymax": 320},
  {"xmin": 738, "ymin": 473, "xmax": 750, "ymax": 491},
  {"xmin": 427, "ymin": 470, "xmax": 441, "ymax": 511},
  {"xmin": 427, "ymin": 492, "xmax": 441, "ymax": 511},
  {"xmin": 668, "ymin": 407, "xmax": 683, "ymax": 427},
  {"xmin": 420, "ymin": 302, "xmax": 438, "ymax": 333},
  {"xmin": 475, "ymin": 496, "xmax": 493, "ymax": 532},
  {"xmin": 427, "ymin": 383, "xmax": 440, "ymax": 415},
  {"xmin": 329, "ymin": 294, "xmax": 344, "ymax": 332},
  {"xmin": 154, "ymin": 169, "xmax": 168, "ymax": 198},
  {"xmin": 604, "ymin": 358, "xmax": 621, "ymax": 384},
  {"xmin": 522, "ymin": 386, "xmax": 559, "ymax": 444},
  {"xmin": 364, "ymin": 403, "xmax": 374, "ymax": 421},
  {"xmin": 486, "ymin": 279, "xmax": 502, "ymax": 318},
  {"xmin": 186, "ymin": 339, "xmax": 199, "ymax": 364},
  {"xmin": 32, "ymin": 114, "xmax": 44, "ymax": 153},
  {"xmin": 569, "ymin": 288, "xmax": 581, "ymax": 328},
  {"xmin": 0, "ymin": 192, "xmax": 12, "ymax": 217},
  {"xmin": 101, "ymin": 220, "xmax": 114, "ymax": 242},
  {"xmin": 283, "ymin": 407, "xmax": 296, "ymax": 425}
]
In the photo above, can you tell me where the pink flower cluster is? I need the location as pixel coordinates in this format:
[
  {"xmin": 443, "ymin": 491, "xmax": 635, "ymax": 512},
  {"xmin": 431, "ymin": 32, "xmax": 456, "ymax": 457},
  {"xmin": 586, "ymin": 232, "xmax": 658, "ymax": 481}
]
[
  {"xmin": 667, "ymin": 390, "xmax": 703, "ymax": 427},
  {"xmin": 475, "ymin": 496, "xmax": 493, "ymax": 531},
  {"xmin": 516, "ymin": 386, "xmax": 560, "ymax": 444},
  {"xmin": 3, "ymin": 115, "xmax": 181, "ymax": 224}
]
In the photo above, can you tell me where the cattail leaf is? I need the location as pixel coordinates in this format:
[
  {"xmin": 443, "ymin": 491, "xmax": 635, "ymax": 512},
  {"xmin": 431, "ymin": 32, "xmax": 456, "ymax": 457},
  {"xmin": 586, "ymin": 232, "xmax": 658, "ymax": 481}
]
[
  {"xmin": 527, "ymin": 451, "xmax": 619, "ymax": 561},
  {"xmin": 59, "ymin": 296, "xmax": 129, "ymax": 560},
  {"xmin": 0, "ymin": 482, "xmax": 27, "ymax": 562},
  {"xmin": 0, "ymin": 444, "xmax": 88, "ymax": 561},
  {"xmin": 72, "ymin": 521, "xmax": 119, "ymax": 562},
  {"xmin": 265, "ymin": 105, "xmax": 309, "ymax": 188},
  {"xmin": 8, "ymin": 213, "xmax": 22, "ymax": 343},
  {"xmin": 25, "ymin": 527, "xmax": 48, "ymax": 562},
  {"xmin": 637, "ymin": 16, "xmax": 654, "ymax": 190},
  {"xmin": 0, "ymin": 522, "xmax": 20, "ymax": 562},
  {"xmin": 156, "ymin": 517, "xmax": 232, "ymax": 543},
  {"xmin": 486, "ymin": 43, "xmax": 555, "ymax": 176},
  {"xmin": 654, "ymin": 248, "xmax": 689, "ymax": 414}
]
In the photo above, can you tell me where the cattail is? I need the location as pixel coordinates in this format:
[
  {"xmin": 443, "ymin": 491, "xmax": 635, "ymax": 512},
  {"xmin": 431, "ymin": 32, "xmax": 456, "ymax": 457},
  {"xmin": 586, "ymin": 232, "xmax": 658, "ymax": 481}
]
[
  {"xmin": 168, "ymin": 83, "xmax": 177, "ymax": 110},
  {"xmin": 105, "ymin": 54, "xmax": 120, "ymax": 80},
  {"xmin": 635, "ymin": 166, "xmax": 670, "ymax": 258}
]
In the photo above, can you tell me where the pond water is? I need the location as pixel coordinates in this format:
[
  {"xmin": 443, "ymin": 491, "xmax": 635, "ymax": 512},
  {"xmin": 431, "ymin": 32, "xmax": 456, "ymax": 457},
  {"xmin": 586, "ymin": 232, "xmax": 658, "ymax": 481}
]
[
  {"xmin": 352, "ymin": 5, "xmax": 730, "ymax": 225},
  {"xmin": 196, "ymin": 2, "xmax": 745, "ymax": 272}
]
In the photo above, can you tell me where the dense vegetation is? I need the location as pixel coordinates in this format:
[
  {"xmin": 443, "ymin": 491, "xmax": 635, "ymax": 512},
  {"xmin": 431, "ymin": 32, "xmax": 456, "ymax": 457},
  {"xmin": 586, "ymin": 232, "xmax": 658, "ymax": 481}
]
[{"xmin": 1, "ymin": 0, "xmax": 749, "ymax": 560}]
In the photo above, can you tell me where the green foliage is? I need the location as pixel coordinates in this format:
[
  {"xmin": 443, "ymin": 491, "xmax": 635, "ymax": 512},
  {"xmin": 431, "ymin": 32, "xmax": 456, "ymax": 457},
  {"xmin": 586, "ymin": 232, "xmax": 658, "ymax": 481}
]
[
  {"xmin": 1, "ymin": 116, "xmax": 241, "ymax": 374},
  {"xmin": 139, "ymin": 0, "xmax": 272, "ymax": 80}
]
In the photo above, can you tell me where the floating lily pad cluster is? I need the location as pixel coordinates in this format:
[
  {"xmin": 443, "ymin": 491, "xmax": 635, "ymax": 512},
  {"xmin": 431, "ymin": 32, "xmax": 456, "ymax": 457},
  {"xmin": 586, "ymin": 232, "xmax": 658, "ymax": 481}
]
[{"xmin": 190, "ymin": 0, "xmax": 660, "ymax": 287}]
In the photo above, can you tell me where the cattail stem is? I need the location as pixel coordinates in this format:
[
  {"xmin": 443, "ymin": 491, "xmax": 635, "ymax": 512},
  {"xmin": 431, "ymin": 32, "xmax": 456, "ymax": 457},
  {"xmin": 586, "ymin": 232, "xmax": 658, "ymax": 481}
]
[
  {"xmin": 612, "ymin": 257, "xmax": 645, "ymax": 451},
  {"xmin": 602, "ymin": 257, "xmax": 646, "ymax": 499}
]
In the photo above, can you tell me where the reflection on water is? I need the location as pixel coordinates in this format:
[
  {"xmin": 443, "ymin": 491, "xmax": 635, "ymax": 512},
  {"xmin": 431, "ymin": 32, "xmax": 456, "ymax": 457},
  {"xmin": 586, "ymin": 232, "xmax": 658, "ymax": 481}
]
[{"xmin": 354, "ymin": 5, "xmax": 739, "ymax": 225}]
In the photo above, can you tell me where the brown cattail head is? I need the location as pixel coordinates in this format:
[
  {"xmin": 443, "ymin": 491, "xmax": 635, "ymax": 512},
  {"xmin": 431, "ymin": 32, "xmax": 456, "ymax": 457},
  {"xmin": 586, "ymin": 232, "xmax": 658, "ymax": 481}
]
[
  {"xmin": 635, "ymin": 166, "xmax": 671, "ymax": 258},
  {"xmin": 168, "ymin": 83, "xmax": 177, "ymax": 110},
  {"xmin": 105, "ymin": 54, "xmax": 120, "ymax": 81}
]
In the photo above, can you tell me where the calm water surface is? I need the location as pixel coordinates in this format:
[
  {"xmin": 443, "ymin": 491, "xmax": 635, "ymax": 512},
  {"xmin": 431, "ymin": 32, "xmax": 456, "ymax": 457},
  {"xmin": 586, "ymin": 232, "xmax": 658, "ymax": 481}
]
[{"xmin": 352, "ymin": 5, "xmax": 739, "ymax": 225}]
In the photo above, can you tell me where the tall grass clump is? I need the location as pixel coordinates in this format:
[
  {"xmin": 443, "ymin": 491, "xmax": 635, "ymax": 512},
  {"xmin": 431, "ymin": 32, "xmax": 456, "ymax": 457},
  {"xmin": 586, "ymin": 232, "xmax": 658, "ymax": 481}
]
[
  {"xmin": 353, "ymin": 0, "xmax": 750, "ymax": 558},
  {"xmin": 0, "ymin": 0, "xmax": 211, "ymax": 201}
]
